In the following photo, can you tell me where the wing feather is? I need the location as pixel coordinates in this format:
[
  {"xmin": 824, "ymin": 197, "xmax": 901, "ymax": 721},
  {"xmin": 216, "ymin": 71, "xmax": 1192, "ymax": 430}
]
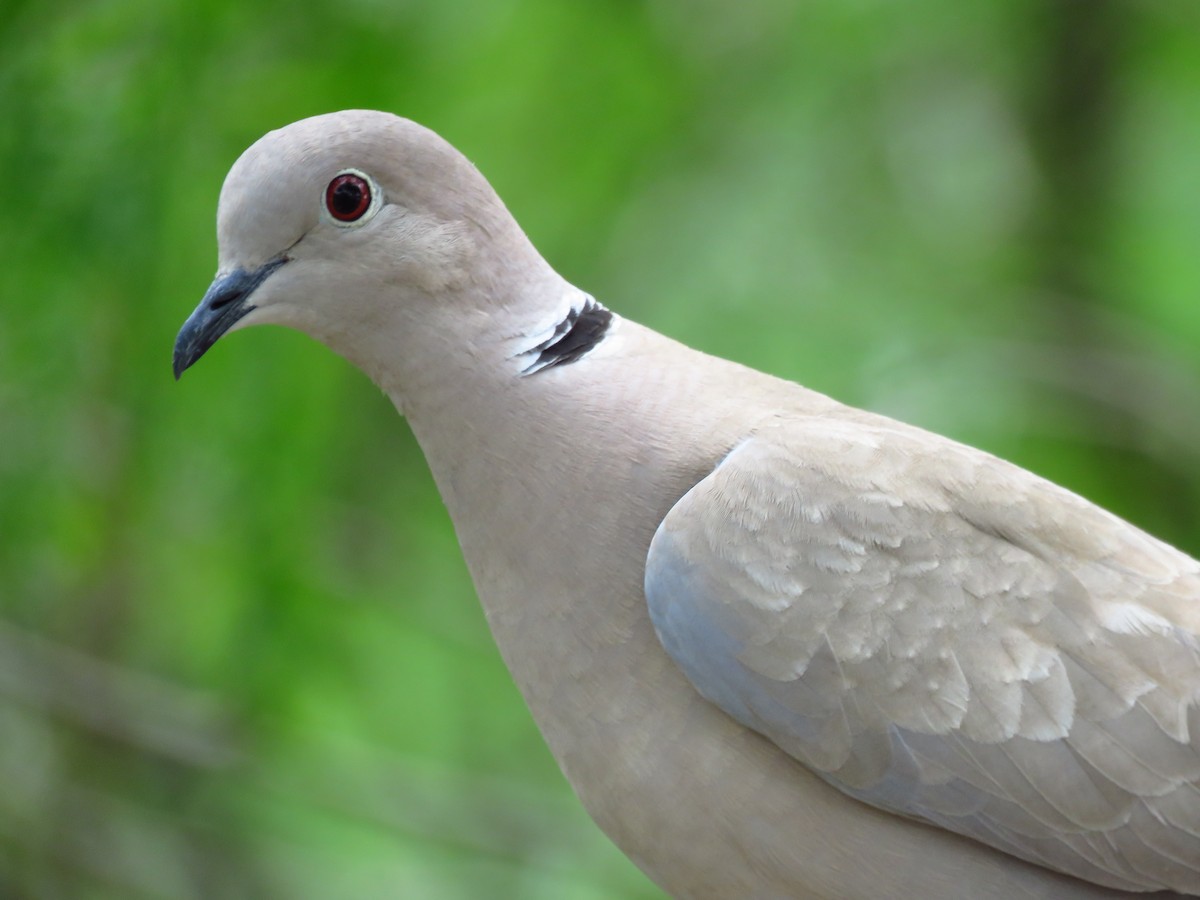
[{"xmin": 645, "ymin": 418, "xmax": 1200, "ymax": 893}]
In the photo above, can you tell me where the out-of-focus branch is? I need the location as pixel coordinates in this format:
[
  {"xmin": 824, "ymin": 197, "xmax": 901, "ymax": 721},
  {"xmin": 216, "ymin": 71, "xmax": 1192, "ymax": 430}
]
[{"xmin": 0, "ymin": 620, "xmax": 239, "ymax": 768}]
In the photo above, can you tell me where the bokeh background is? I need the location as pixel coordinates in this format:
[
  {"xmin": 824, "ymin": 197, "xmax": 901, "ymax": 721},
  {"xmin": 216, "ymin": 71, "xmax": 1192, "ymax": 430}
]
[{"xmin": 2, "ymin": 1, "xmax": 1199, "ymax": 897}]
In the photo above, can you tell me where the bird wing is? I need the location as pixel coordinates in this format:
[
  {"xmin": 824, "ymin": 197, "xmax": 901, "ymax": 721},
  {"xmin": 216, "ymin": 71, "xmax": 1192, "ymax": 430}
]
[{"xmin": 645, "ymin": 416, "xmax": 1200, "ymax": 893}]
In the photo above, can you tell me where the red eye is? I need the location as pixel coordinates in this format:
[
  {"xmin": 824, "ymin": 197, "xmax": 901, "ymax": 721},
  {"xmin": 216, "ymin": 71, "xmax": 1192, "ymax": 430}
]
[{"xmin": 325, "ymin": 173, "xmax": 372, "ymax": 222}]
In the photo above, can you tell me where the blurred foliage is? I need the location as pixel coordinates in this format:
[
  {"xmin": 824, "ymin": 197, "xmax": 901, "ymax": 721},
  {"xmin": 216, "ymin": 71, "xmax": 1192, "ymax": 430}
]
[{"xmin": 0, "ymin": 0, "xmax": 1198, "ymax": 897}]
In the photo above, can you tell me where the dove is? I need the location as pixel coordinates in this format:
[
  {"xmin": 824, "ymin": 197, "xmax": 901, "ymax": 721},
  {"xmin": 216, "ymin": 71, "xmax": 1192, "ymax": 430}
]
[{"xmin": 174, "ymin": 110, "xmax": 1200, "ymax": 898}]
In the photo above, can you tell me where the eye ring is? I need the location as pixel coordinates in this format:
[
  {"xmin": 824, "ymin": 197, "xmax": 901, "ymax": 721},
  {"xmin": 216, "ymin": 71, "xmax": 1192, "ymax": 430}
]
[{"xmin": 324, "ymin": 170, "xmax": 379, "ymax": 225}]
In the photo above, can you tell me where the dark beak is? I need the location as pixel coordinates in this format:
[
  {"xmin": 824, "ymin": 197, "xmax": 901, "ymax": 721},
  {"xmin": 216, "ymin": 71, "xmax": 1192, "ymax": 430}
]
[{"xmin": 173, "ymin": 257, "xmax": 286, "ymax": 379}]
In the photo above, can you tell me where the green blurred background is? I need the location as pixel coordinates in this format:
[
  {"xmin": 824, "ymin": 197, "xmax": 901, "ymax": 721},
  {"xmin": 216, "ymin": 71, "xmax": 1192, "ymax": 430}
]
[{"xmin": 1, "ymin": 1, "xmax": 1198, "ymax": 897}]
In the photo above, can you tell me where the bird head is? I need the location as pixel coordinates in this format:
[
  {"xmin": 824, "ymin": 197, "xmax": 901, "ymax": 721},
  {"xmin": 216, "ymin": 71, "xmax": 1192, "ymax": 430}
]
[{"xmin": 173, "ymin": 110, "xmax": 555, "ymax": 389}]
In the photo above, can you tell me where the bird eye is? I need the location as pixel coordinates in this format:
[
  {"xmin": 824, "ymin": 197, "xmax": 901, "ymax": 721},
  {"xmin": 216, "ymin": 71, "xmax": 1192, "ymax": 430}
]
[{"xmin": 325, "ymin": 172, "xmax": 373, "ymax": 223}]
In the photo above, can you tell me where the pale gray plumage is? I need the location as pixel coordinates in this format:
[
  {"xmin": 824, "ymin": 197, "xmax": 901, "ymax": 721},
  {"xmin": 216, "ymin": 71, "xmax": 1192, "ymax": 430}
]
[{"xmin": 174, "ymin": 110, "xmax": 1200, "ymax": 898}]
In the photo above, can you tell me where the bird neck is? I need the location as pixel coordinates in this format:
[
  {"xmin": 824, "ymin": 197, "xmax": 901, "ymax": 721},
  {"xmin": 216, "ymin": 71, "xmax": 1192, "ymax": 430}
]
[{"xmin": 388, "ymin": 318, "xmax": 792, "ymax": 717}]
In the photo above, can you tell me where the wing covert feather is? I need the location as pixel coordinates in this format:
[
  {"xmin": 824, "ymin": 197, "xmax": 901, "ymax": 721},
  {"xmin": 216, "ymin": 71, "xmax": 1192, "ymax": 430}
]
[{"xmin": 645, "ymin": 418, "xmax": 1200, "ymax": 893}]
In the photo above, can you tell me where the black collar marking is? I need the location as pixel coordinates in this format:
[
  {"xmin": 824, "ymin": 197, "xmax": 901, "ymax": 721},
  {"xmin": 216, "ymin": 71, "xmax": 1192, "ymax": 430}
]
[{"xmin": 520, "ymin": 298, "xmax": 613, "ymax": 375}]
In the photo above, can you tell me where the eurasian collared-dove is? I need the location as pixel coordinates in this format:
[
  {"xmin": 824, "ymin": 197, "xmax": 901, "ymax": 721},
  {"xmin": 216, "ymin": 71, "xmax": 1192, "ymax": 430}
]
[{"xmin": 173, "ymin": 111, "xmax": 1200, "ymax": 899}]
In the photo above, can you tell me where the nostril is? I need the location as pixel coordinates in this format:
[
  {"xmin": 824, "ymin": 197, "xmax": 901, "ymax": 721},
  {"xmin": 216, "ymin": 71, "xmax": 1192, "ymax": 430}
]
[{"xmin": 208, "ymin": 289, "xmax": 244, "ymax": 311}]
